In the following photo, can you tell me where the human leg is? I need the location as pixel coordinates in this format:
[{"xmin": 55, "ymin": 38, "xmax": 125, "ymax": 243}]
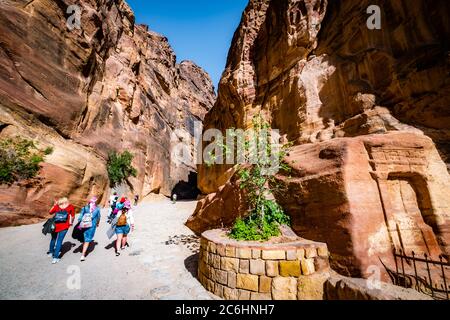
[
  {"xmin": 49, "ymin": 232, "xmax": 57, "ymax": 255},
  {"xmin": 53, "ymin": 229, "xmax": 68, "ymax": 259},
  {"xmin": 121, "ymin": 234, "xmax": 128, "ymax": 249}
]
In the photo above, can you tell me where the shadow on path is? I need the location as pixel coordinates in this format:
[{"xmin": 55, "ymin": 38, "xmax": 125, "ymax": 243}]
[
  {"xmin": 105, "ymin": 240, "xmax": 116, "ymax": 250},
  {"xmin": 184, "ymin": 253, "xmax": 199, "ymax": 279},
  {"xmin": 73, "ymin": 241, "xmax": 98, "ymax": 257},
  {"xmin": 59, "ymin": 242, "xmax": 76, "ymax": 258}
]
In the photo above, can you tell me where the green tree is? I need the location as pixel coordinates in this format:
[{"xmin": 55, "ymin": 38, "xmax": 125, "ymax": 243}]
[
  {"xmin": 207, "ymin": 115, "xmax": 292, "ymax": 241},
  {"xmin": 107, "ymin": 151, "xmax": 137, "ymax": 188},
  {"xmin": 0, "ymin": 137, "xmax": 53, "ymax": 185}
]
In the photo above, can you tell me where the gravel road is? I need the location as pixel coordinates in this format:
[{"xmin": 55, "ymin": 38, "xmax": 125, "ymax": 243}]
[{"xmin": 0, "ymin": 199, "xmax": 215, "ymax": 300}]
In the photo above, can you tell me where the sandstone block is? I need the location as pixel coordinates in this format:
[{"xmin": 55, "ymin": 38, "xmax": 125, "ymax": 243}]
[
  {"xmin": 239, "ymin": 259, "xmax": 250, "ymax": 274},
  {"xmin": 259, "ymin": 276, "xmax": 272, "ymax": 293},
  {"xmin": 228, "ymin": 271, "xmax": 237, "ymax": 288},
  {"xmin": 266, "ymin": 260, "xmax": 279, "ymax": 277},
  {"xmin": 238, "ymin": 289, "xmax": 251, "ymax": 300},
  {"xmin": 226, "ymin": 246, "xmax": 236, "ymax": 257},
  {"xmin": 305, "ymin": 247, "xmax": 317, "ymax": 258},
  {"xmin": 205, "ymin": 265, "xmax": 213, "ymax": 279},
  {"xmin": 208, "ymin": 253, "xmax": 214, "ymax": 265},
  {"xmin": 286, "ymin": 250, "xmax": 297, "ymax": 260},
  {"xmin": 207, "ymin": 241, "xmax": 216, "ymax": 254},
  {"xmin": 214, "ymin": 283, "xmax": 225, "ymax": 298},
  {"xmin": 212, "ymin": 254, "xmax": 221, "ymax": 269},
  {"xmin": 249, "ymin": 259, "xmax": 266, "ymax": 275},
  {"xmin": 237, "ymin": 274, "xmax": 259, "ymax": 292},
  {"xmin": 199, "ymin": 260, "xmax": 207, "ymax": 275},
  {"xmin": 200, "ymin": 238, "xmax": 207, "ymax": 249},
  {"xmin": 221, "ymin": 257, "xmax": 239, "ymax": 272},
  {"xmin": 262, "ymin": 250, "xmax": 286, "ymax": 260},
  {"xmin": 296, "ymin": 249, "xmax": 305, "ymax": 260},
  {"xmin": 223, "ymin": 287, "xmax": 239, "ymax": 300},
  {"xmin": 205, "ymin": 278, "xmax": 215, "ymax": 292},
  {"xmin": 250, "ymin": 292, "xmax": 272, "ymax": 300},
  {"xmin": 210, "ymin": 268, "xmax": 216, "ymax": 282},
  {"xmin": 297, "ymin": 273, "xmax": 330, "ymax": 300},
  {"xmin": 317, "ymin": 246, "xmax": 328, "ymax": 257},
  {"xmin": 252, "ymin": 249, "xmax": 261, "ymax": 259},
  {"xmin": 214, "ymin": 269, "xmax": 228, "ymax": 285},
  {"xmin": 216, "ymin": 244, "xmax": 226, "ymax": 256},
  {"xmin": 272, "ymin": 277, "xmax": 298, "ymax": 300},
  {"xmin": 279, "ymin": 261, "xmax": 301, "ymax": 277},
  {"xmin": 301, "ymin": 258, "xmax": 316, "ymax": 275},
  {"xmin": 236, "ymin": 248, "xmax": 252, "ymax": 259}
]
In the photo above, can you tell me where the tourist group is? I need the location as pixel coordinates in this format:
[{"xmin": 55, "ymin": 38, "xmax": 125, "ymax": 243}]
[{"xmin": 42, "ymin": 192, "xmax": 137, "ymax": 264}]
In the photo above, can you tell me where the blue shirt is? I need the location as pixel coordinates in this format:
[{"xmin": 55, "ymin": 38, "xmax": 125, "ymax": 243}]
[{"xmin": 78, "ymin": 205, "xmax": 101, "ymax": 226}]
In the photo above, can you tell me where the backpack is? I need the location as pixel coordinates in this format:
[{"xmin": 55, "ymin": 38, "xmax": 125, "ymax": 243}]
[
  {"xmin": 80, "ymin": 206, "xmax": 93, "ymax": 229},
  {"xmin": 42, "ymin": 217, "xmax": 56, "ymax": 235},
  {"xmin": 116, "ymin": 211, "xmax": 127, "ymax": 227},
  {"xmin": 54, "ymin": 209, "xmax": 68, "ymax": 223}
]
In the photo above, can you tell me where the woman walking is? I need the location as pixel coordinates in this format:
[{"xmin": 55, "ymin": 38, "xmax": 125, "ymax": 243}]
[
  {"xmin": 78, "ymin": 196, "xmax": 101, "ymax": 261},
  {"xmin": 48, "ymin": 198, "xmax": 75, "ymax": 264},
  {"xmin": 114, "ymin": 199, "xmax": 134, "ymax": 257}
]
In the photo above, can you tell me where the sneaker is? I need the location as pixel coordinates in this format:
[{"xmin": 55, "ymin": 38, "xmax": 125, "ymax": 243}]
[
  {"xmin": 51, "ymin": 258, "xmax": 60, "ymax": 264},
  {"xmin": 115, "ymin": 252, "xmax": 120, "ymax": 257},
  {"xmin": 47, "ymin": 252, "xmax": 53, "ymax": 258},
  {"xmin": 80, "ymin": 256, "xmax": 86, "ymax": 262}
]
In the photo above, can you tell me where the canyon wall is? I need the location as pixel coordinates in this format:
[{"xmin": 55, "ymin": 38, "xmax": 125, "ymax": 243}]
[
  {"xmin": 0, "ymin": 0, "xmax": 215, "ymax": 226},
  {"xmin": 189, "ymin": 0, "xmax": 450, "ymax": 279}
]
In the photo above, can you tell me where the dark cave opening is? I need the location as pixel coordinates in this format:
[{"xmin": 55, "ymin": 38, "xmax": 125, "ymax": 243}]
[{"xmin": 171, "ymin": 171, "xmax": 201, "ymax": 200}]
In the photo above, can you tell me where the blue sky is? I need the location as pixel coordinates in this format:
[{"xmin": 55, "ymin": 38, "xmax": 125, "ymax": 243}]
[{"xmin": 126, "ymin": 0, "xmax": 249, "ymax": 90}]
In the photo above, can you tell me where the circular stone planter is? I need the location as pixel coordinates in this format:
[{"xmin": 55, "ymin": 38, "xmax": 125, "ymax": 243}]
[{"xmin": 198, "ymin": 228, "xmax": 331, "ymax": 300}]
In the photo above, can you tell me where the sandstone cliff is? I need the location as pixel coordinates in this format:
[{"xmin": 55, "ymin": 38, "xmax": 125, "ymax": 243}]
[
  {"xmin": 0, "ymin": 0, "xmax": 215, "ymax": 226},
  {"xmin": 188, "ymin": 0, "xmax": 450, "ymax": 279}
]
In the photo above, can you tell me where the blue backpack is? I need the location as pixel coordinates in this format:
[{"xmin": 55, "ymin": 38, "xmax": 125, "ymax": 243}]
[{"xmin": 54, "ymin": 210, "xmax": 68, "ymax": 223}]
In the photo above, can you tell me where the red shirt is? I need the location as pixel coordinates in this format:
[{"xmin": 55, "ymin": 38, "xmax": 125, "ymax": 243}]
[{"xmin": 49, "ymin": 204, "xmax": 75, "ymax": 233}]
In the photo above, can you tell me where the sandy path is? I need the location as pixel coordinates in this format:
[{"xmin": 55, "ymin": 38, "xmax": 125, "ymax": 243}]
[{"xmin": 0, "ymin": 200, "xmax": 214, "ymax": 300}]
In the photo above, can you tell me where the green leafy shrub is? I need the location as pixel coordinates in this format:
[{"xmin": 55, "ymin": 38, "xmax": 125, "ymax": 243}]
[
  {"xmin": 0, "ymin": 137, "xmax": 53, "ymax": 184},
  {"xmin": 229, "ymin": 200, "xmax": 290, "ymax": 241},
  {"xmin": 107, "ymin": 151, "xmax": 137, "ymax": 188}
]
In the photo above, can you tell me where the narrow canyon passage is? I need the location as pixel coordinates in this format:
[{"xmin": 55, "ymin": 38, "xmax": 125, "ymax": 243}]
[{"xmin": 0, "ymin": 199, "xmax": 215, "ymax": 300}]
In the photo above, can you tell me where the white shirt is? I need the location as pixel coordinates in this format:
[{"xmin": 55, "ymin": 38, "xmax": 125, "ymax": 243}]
[
  {"xmin": 109, "ymin": 195, "xmax": 117, "ymax": 205},
  {"xmin": 112, "ymin": 209, "xmax": 135, "ymax": 226}
]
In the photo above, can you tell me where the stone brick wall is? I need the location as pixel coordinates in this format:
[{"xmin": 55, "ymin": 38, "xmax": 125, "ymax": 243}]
[{"xmin": 198, "ymin": 229, "xmax": 331, "ymax": 300}]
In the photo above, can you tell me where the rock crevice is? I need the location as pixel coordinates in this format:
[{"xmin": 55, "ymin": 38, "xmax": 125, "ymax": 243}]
[{"xmin": 0, "ymin": 0, "xmax": 215, "ymax": 226}]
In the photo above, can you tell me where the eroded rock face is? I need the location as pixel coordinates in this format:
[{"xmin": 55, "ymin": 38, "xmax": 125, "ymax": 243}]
[
  {"xmin": 191, "ymin": 0, "xmax": 450, "ymax": 278},
  {"xmin": 186, "ymin": 171, "xmax": 248, "ymax": 233},
  {"xmin": 325, "ymin": 273, "xmax": 432, "ymax": 300},
  {"xmin": 199, "ymin": 0, "xmax": 450, "ymax": 193},
  {"xmin": 0, "ymin": 0, "xmax": 215, "ymax": 226},
  {"xmin": 274, "ymin": 132, "xmax": 450, "ymax": 278}
]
